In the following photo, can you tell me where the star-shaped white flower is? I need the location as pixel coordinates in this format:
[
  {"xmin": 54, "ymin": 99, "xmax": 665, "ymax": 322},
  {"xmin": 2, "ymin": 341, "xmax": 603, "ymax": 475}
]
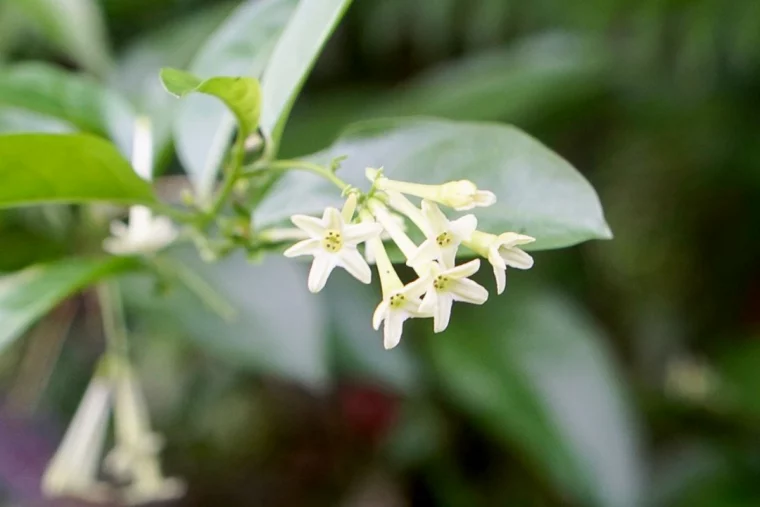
[
  {"xmin": 284, "ymin": 207, "xmax": 382, "ymax": 293},
  {"xmin": 407, "ymin": 200, "xmax": 477, "ymax": 269},
  {"xmin": 372, "ymin": 274, "xmax": 432, "ymax": 350},
  {"xmin": 103, "ymin": 207, "xmax": 178, "ymax": 256},
  {"xmin": 467, "ymin": 231, "xmax": 535, "ymax": 295},
  {"xmin": 419, "ymin": 259, "xmax": 489, "ymax": 333}
]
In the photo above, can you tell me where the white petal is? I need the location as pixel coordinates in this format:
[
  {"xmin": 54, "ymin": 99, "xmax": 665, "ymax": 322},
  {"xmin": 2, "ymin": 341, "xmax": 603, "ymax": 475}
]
[
  {"xmin": 446, "ymin": 258, "xmax": 481, "ymax": 279},
  {"xmin": 498, "ymin": 232, "xmax": 536, "ymax": 248},
  {"xmin": 322, "ymin": 207, "xmax": 343, "ymax": 231},
  {"xmin": 402, "ymin": 272, "xmax": 433, "ymax": 299},
  {"xmin": 432, "ymin": 293, "xmax": 454, "ymax": 333},
  {"xmin": 474, "ymin": 190, "xmax": 496, "ymax": 207},
  {"xmin": 337, "ymin": 247, "xmax": 372, "ymax": 284},
  {"xmin": 489, "ymin": 251, "xmax": 507, "ymax": 295},
  {"xmin": 307, "ymin": 254, "xmax": 337, "ymax": 293},
  {"xmin": 449, "ymin": 278, "xmax": 489, "ymax": 305},
  {"xmin": 343, "ymin": 221, "xmax": 383, "ymax": 245},
  {"xmin": 406, "ymin": 238, "xmax": 438, "ymax": 267},
  {"xmin": 383, "ymin": 311, "xmax": 407, "ymax": 349},
  {"xmin": 500, "ymin": 247, "xmax": 534, "ymax": 269},
  {"xmin": 440, "ymin": 245, "xmax": 458, "ymax": 269},
  {"xmin": 449, "ymin": 214, "xmax": 477, "ymax": 241},
  {"xmin": 372, "ymin": 300, "xmax": 389, "ymax": 330},
  {"xmin": 291, "ymin": 215, "xmax": 325, "ymax": 237},
  {"xmin": 421, "ymin": 200, "xmax": 449, "ymax": 234},
  {"xmin": 419, "ymin": 289, "xmax": 437, "ymax": 314},
  {"xmin": 283, "ymin": 238, "xmax": 320, "ymax": 258},
  {"xmin": 109, "ymin": 220, "xmax": 128, "ymax": 237},
  {"xmin": 494, "ymin": 264, "xmax": 507, "ymax": 295}
]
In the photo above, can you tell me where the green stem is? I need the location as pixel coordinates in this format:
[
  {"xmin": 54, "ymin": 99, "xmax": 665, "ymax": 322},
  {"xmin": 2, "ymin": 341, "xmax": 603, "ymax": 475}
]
[
  {"xmin": 242, "ymin": 159, "xmax": 350, "ymax": 192},
  {"xmin": 202, "ymin": 134, "xmax": 248, "ymax": 226},
  {"xmin": 149, "ymin": 257, "xmax": 237, "ymax": 321},
  {"xmin": 97, "ymin": 281, "xmax": 130, "ymax": 362}
]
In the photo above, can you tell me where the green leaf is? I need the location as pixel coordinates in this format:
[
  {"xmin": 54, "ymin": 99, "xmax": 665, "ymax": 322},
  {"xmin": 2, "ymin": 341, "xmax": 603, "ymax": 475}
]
[
  {"xmin": 161, "ymin": 68, "xmax": 261, "ymax": 138},
  {"xmin": 0, "ymin": 133, "xmax": 156, "ymax": 208},
  {"xmin": 0, "ymin": 63, "xmax": 135, "ymax": 153},
  {"xmin": 121, "ymin": 248, "xmax": 329, "ymax": 388},
  {"xmin": 259, "ymin": 0, "xmax": 353, "ymax": 145},
  {"xmin": 427, "ymin": 285, "xmax": 643, "ymax": 507},
  {"xmin": 174, "ymin": 0, "xmax": 298, "ymax": 201},
  {"xmin": 0, "ymin": 108, "xmax": 74, "ymax": 134},
  {"xmin": 8, "ymin": 0, "xmax": 111, "ymax": 77},
  {"xmin": 257, "ymin": 118, "xmax": 611, "ymax": 251},
  {"xmin": 281, "ymin": 34, "xmax": 607, "ymax": 158},
  {"xmin": 0, "ymin": 257, "xmax": 138, "ymax": 353}
]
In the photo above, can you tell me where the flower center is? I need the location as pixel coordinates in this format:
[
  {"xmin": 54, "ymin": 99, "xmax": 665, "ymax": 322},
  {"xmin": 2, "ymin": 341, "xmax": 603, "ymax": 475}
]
[
  {"xmin": 389, "ymin": 293, "xmax": 407, "ymax": 309},
  {"xmin": 433, "ymin": 275, "xmax": 450, "ymax": 291},
  {"xmin": 321, "ymin": 229, "xmax": 343, "ymax": 252},
  {"xmin": 436, "ymin": 231, "xmax": 453, "ymax": 247}
]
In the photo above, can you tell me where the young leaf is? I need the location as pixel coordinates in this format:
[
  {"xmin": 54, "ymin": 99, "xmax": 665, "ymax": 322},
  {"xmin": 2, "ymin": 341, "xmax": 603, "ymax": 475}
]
[
  {"xmin": 0, "ymin": 257, "xmax": 139, "ymax": 354},
  {"xmin": 0, "ymin": 134, "xmax": 156, "ymax": 208},
  {"xmin": 0, "ymin": 63, "xmax": 135, "ymax": 153},
  {"xmin": 259, "ymin": 0, "xmax": 353, "ymax": 145},
  {"xmin": 427, "ymin": 286, "xmax": 643, "ymax": 507},
  {"xmin": 173, "ymin": 0, "xmax": 298, "ymax": 201},
  {"xmin": 160, "ymin": 68, "xmax": 261, "ymax": 138},
  {"xmin": 256, "ymin": 117, "xmax": 611, "ymax": 251}
]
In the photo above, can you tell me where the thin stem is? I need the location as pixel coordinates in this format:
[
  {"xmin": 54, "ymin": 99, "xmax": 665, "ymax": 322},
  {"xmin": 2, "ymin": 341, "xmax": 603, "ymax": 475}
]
[
  {"xmin": 149, "ymin": 257, "xmax": 237, "ymax": 321},
  {"xmin": 97, "ymin": 282, "xmax": 130, "ymax": 362},
  {"xmin": 204, "ymin": 134, "xmax": 248, "ymax": 222},
  {"xmin": 242, "ymin": 159, "xmax": 350, "ymax": 192}
]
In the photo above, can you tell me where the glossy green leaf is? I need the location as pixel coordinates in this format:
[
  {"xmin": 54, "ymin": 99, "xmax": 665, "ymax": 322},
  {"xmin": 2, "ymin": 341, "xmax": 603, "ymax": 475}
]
[
  {"xmin": 428, "ymin": 285, "xmax": 643, "ymax": 507},
  {"xmin": 161, "ymin": 68, "xmax": 261, "ymax": 138},
  {"xmin": 174, "ymin": 0, "xmax": 298, "ymax": 201},
  {"xmin": 257, "ymin": 118, "xmax": 611, "ymax": 251},
  {"xmin": 8, "ymin": 0, "xmax": 111, "ymax": 77},
  {"xmin": 121, "ymin": 248, "xmax": 329, "ymax": 387},
  {"xmin": 0, "ymin": 134, "xmax": 156, "ymax": 208},
  {"xmin": 259, "ymin": 0, "xmax": 353, "ymax": 145},
  {"xmin": 0, "ymin": 257, "xmax": 138, "ymax": 353},
  {"xmin": 0, "ymin": 63, "xmax": 135, "ymax": 153}
]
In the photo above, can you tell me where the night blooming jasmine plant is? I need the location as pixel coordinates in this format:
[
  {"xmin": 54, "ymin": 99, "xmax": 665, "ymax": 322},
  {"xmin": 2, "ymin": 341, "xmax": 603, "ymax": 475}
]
[
  {"xmin": 0, "ymin": 0, "xmax": 612, "ymax": 504},
  {"xmin": 279, "ymin": 168, "xmax": 534, "ymax": 348}
]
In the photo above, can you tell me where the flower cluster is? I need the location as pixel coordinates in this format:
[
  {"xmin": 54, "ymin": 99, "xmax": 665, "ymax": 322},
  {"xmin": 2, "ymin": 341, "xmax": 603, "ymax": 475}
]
[
  {"xmin": 42, "ymin": 361, "xmax": 184, "ymax": 505},
  {"xmin": 282, "ymin": 168, "xmax": 535, "ymax": 349}
]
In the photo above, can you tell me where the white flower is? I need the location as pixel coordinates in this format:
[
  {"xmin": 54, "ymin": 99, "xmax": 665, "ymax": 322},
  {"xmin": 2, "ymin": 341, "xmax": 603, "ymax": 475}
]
[
  {"xmin": 105, "ymin": 367, "xmax": 184, "ymax": 505},
  {"xmin": 103, "ymin": 116, "xmax": 177, "ymax": 256},
  {"xmin": 284, "ymin": 207, "xmax": 382, "ymax": 293},
  {"xmin": 42, "ymin": 373, "xmax": 115, "ymax": 502},
  {"xmin": 103, "ymin": 207, "xmax": 178, "ymax": 255},
  {"xmin": 419, "ymin": 259, "xmax": 489, "ymax": 333},
  {"xmin": 367, "ymin": 168, "xmax": 496, "ymax": 211},
  {"xmin": 437, "ymin": 180, "xmax": 496, "ymax": 210},
  {"xmin": 372, "ymin": 274, "xmax": 431, "ymax": 350},
  {"xmin": 465, "ymin": 231, "xmax": 535, "ymax": 295},
  {"xmin": 407, "ymin": 200, "xmax": 477, "ymax": 269}
]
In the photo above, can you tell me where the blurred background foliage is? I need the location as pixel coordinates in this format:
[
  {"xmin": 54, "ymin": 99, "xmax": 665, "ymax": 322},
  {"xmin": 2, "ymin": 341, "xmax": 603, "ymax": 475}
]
[{"xmin": 1, "ymin": 0, "xmax": 760, "ymax": 505}]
